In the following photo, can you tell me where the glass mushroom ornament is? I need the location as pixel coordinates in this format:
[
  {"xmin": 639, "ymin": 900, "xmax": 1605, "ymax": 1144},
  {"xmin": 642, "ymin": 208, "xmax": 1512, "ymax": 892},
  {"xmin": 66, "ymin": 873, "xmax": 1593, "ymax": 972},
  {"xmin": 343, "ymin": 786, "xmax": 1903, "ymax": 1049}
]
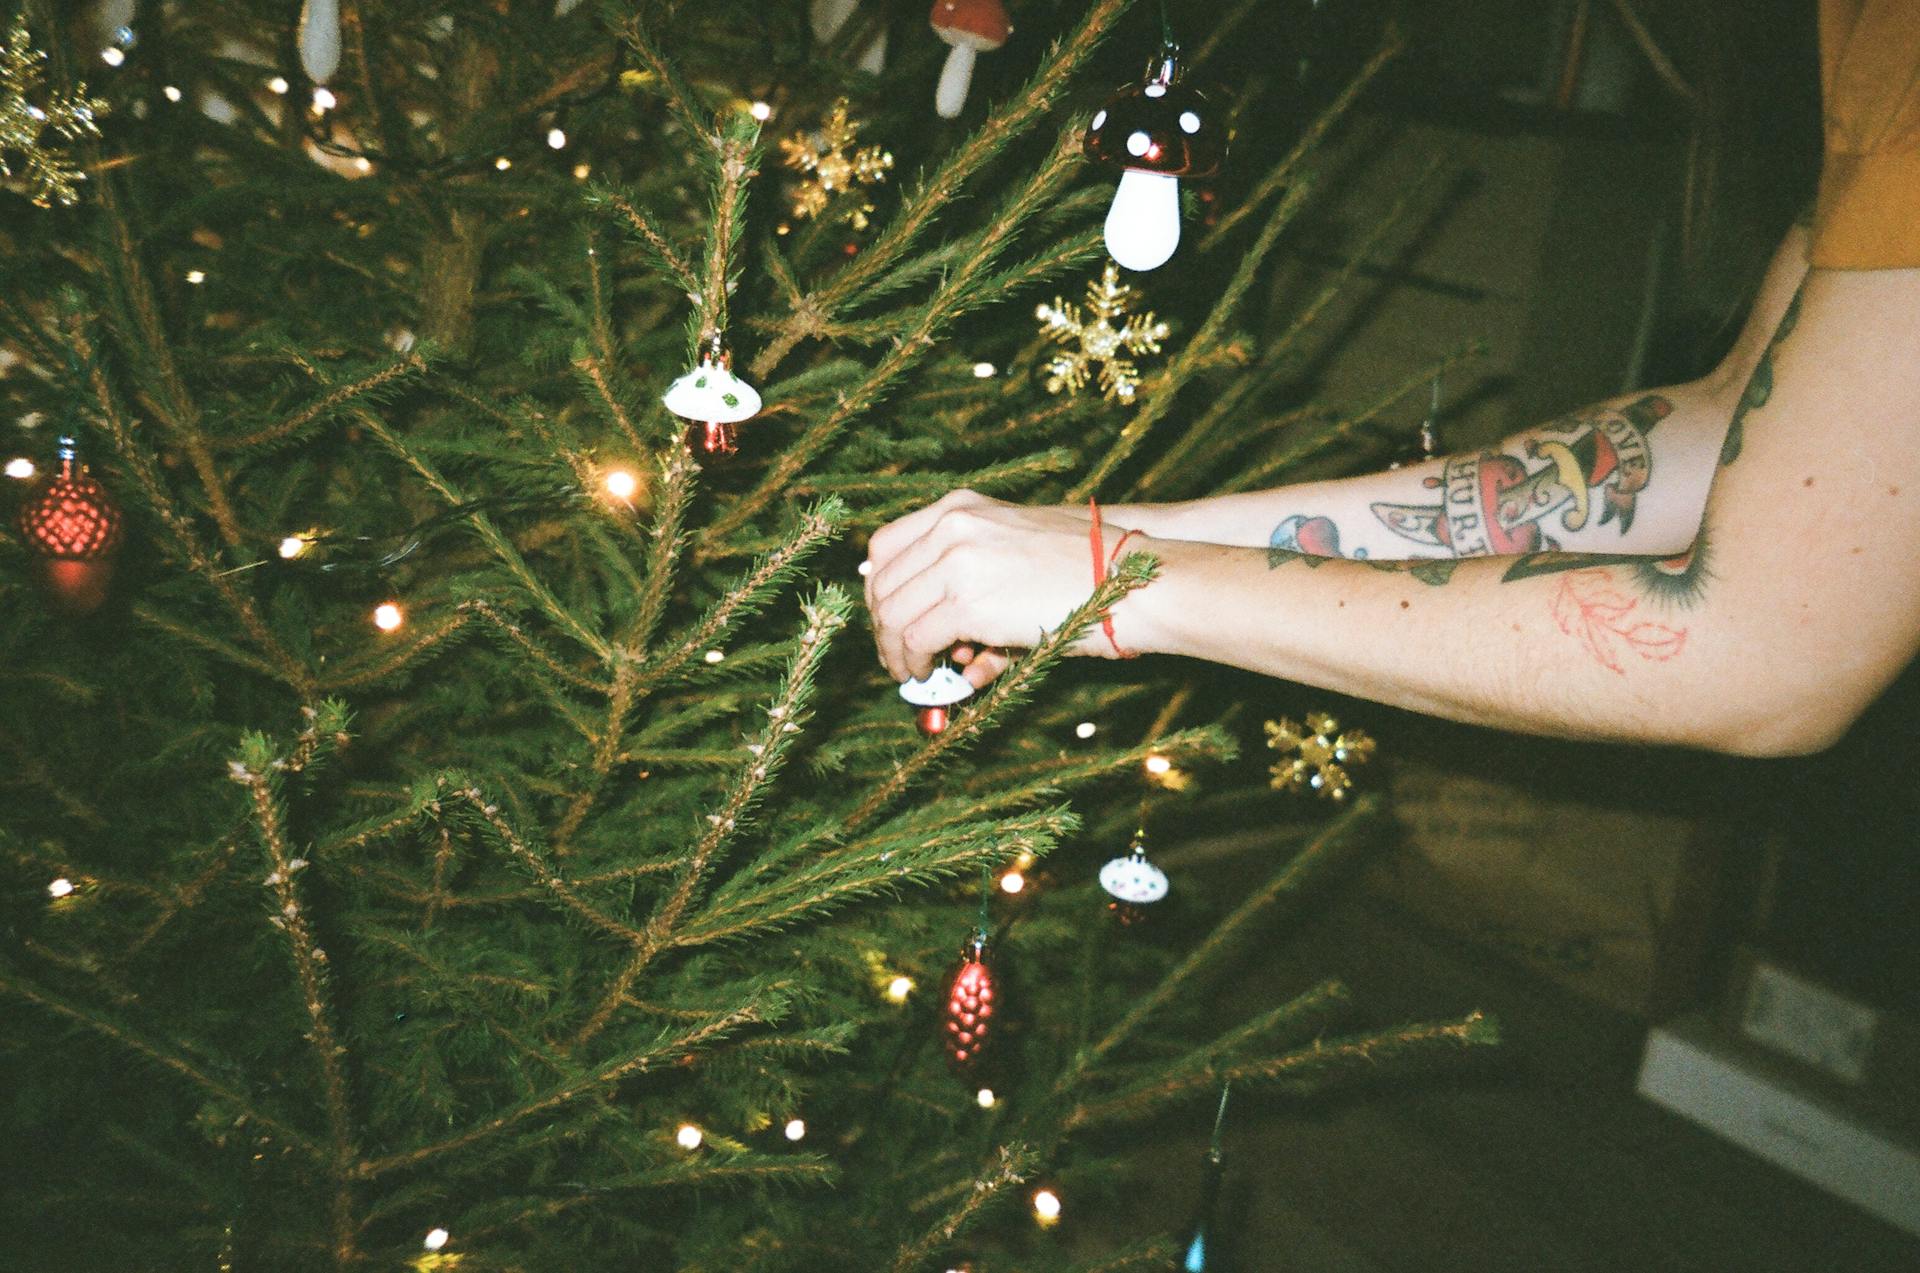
[
  {"xmin": 662, "ymin": 346, "xmax": 762, "ymax": 458},
  {"xmin": 898, "ymin": 663, "xmax": 973, "ymax": 736},
  {"xmin": 929, "ymin": 0, "xmax": 1009, "ymax": 119},
  {"xmin": 16, "ymin": 435, "xmax": 124, "ymax": 615},
  {"xmin": 1098, "ymin": 828, "xmax": 1169, "ymax": 925},
  {"xmin": 1085, "ymin": 46, "xmax": 1226, "ymax": 272}
]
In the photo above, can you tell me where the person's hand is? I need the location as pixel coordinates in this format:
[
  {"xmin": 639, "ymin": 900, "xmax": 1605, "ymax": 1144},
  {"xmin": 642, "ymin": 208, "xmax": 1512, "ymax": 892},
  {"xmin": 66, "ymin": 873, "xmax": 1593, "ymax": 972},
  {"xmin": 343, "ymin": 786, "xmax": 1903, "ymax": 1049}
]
[{"xmin": 864, "ymin": 489, "xmax": 1128, "ymax": 686}]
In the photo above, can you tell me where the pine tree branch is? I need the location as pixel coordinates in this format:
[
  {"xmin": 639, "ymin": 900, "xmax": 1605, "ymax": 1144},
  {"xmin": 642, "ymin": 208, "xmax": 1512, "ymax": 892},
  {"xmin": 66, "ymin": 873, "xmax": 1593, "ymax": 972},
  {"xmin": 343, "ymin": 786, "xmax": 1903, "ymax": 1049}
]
[
  {"xmin": 889, "ymin": 1142, "xmax": 1038, "ymax": 1273},
  {"xmin": 210, "ymin": 352, "xmax": 428, "ymax": 452},
  {"xmin": 842, "ymin": 559, "xmax": 1154, "ymax": 835},
  {"xmin": 462, "ymin": 597, "xmax": 608, "ymax": 694},
  {"xmin": 710, "ymin": 132, "xmax": 1091, "ymax": 545},
  {"xmin": 355, "ymin": 992, "xmax": 776, "ymax": 1179},
  {"xmin": 231, "ymin": 749, "xmax": 362, "ymax": 1265},
  {"xmin": 640, "ymin": 499, "xmax": 845, "ymax": 687},
  {"xmin": 1065, "ymin": 1012, "xmax": 1499, "ymax": 1129},
  {"xmin": 1225, "ymin": 341, "xmax": 1482, "ymax": 493},
  {"xmin": 1070, "ymin": 175, "xmax": 1318, "ymax": 499},
  {"xmin": 752, "ymin": 0, "xmax": 1138, "ymax": 379},
  {"xmin": 354, "ymin": 413, "xmax": 612, "ymax": 659},
  {"xmin": 573, "ymin": 589, "xmax": 850, "ymax": 1046},
  {"xmin": 314, "ymin": 609, "xmax": 472, "ymax": 692},
  {"xmin": 78, "ymin": 335, "xmax": 317, "ymax": 696},
  {"xmin": 587, "ymin": 184, "xmax": 700, "ymax": 293},
  {"xmin": 454, "ymin": 785, "xmax": 649, "ymax": 946},
  {"xmin": 573, "ymin": 351, "xmax": 651, "ymax": 454},
  {"xmin": 1083, "ymin": 797, "xmax": 1381, "ymax": 1067},
  {"xmin": 622, "ymin": 448, "xmax": 696, "ymax": 654},
  {"xmin": 0, "ymin": 963, "xmax": 323, "ymax": 1162},
  {"xmin": 1199, "ymin": 28, "xmax": 1405, "ymax": 251}
]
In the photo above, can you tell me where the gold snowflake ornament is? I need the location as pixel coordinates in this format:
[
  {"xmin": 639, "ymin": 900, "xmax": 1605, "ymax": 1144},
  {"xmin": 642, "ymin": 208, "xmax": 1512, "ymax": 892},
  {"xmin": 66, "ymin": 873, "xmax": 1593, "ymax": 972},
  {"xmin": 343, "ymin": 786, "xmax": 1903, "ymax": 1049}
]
[
  {"xmin": 1266, "ymin": 712, "xmax": 1376, "ymax": 802},
  {"xmin": 1, "ymin": 16, "xmax": 106, "ymax": 208},
  {"xmin": 779, "ymin": 98, "xmax": 892, "ymax": 230},
  {"xmin": 1035, "ymin": 262, "xmax": 1169, "ymax": 403}
]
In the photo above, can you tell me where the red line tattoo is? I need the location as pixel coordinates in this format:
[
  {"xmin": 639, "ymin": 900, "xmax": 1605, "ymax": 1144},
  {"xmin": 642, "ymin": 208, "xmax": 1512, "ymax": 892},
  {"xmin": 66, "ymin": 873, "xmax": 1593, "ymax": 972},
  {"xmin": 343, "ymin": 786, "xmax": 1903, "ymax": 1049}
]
[{"xmin": 1549, "ymin": 569, "xmax": 1688, "ymax": 673}]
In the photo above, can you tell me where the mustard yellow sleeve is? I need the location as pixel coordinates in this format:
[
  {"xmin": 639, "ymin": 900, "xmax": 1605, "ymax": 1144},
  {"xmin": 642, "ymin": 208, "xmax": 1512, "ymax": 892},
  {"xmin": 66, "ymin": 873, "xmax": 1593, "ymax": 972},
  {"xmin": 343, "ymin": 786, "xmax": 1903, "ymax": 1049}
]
[{"xmin": 1810, "ymin": 0, "xmax": 1920, "ymax": 268}]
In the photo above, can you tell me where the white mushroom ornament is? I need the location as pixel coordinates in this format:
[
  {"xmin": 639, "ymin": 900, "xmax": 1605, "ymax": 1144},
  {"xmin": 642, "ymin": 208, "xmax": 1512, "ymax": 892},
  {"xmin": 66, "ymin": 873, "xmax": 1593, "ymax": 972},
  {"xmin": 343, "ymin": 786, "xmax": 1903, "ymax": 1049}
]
[
  {"xmin": 930, "ymin": 0, "xmax": 1010, "ymax": 119},
  {"xmin": 899, "ymin": 663, "xmax": 974, "ymax": 736},
  {"xmin": 662, "ymin": 349, "xmax": 762, "ymax": 458},
  {"xmin": 1099, "ymin": 831, "xmax": 1169, "ymax": 926}
]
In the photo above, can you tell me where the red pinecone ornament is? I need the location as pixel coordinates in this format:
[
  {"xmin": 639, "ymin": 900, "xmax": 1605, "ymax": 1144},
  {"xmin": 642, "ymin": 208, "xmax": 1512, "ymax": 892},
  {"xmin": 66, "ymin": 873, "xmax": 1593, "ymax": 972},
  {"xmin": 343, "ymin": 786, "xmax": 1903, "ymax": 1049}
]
[
  {"xmin": 18, "ymin": 440, "xmax": 124, "ymax": 614},
  {"xmin": 943, "ymin": 938, "xmax": 995, "ymax": 1070}
]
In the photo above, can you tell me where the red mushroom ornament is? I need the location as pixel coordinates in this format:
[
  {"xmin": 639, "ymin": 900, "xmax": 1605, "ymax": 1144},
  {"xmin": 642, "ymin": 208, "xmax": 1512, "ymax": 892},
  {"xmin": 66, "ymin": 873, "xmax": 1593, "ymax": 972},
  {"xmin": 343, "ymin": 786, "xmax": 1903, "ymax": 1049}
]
[
  {"xmin": 930, "ymin": 0, "xmax": 1010, "ymax": 119},
  {"xmin": 16, "ymin": 436, "xmax": 124, "ymax": 615},
  {"xmin": 899, "ymin": 663, "xmax": 973, "ymax": 736},
  {"xmin": 1085, "ymin": 45, "xmax": 1227, "ymax": 271}
]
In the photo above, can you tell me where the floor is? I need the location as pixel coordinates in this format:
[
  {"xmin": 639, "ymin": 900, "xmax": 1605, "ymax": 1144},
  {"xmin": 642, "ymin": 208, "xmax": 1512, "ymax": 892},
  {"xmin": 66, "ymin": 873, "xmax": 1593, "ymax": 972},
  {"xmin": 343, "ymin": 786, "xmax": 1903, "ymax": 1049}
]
[{"xmin": 1096, "ymin": 879, "xmax": 1920, "ymax": 1272}]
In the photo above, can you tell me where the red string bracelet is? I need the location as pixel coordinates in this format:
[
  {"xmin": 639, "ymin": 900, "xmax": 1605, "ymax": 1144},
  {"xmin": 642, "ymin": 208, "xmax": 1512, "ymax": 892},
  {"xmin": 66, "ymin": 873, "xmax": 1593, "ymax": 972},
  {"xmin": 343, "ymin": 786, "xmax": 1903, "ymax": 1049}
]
[{"xmin": 1086, "ymin": 498, "xmax": 1138, "ymax": 659}]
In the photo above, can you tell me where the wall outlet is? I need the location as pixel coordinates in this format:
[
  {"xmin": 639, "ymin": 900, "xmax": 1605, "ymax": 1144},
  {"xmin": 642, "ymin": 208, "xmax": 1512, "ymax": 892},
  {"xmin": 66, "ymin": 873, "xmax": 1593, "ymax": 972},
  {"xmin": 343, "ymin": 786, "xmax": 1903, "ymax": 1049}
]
[{"xmin": 1741, "ymin": 962, "xmax": 1879, "ymax": 1085}]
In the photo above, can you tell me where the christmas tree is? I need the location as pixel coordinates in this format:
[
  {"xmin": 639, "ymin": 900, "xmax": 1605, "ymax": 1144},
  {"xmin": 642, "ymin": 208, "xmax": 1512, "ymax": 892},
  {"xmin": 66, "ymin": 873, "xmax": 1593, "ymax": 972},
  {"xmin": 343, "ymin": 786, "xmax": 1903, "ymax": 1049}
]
[{"xmin": 1, "ymin": 2, "xmax": 1493, "ymax": 1267}]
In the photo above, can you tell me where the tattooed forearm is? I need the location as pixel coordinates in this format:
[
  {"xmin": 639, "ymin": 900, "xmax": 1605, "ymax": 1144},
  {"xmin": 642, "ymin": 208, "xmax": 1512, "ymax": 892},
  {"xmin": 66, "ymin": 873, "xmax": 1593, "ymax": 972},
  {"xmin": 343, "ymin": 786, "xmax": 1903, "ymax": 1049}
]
[
  {"xmin": 1370, "ymin": 394, "xmax": 1671, "ymax": 554},
  {"xmin": 1265, "ymin": 393, "xmax": 1674, "ymax": 583}
]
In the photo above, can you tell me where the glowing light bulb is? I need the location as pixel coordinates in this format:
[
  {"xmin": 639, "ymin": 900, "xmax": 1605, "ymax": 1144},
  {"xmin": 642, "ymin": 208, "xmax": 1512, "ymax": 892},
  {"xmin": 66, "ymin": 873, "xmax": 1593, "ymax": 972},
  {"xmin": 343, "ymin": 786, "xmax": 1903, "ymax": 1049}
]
[
  {"xmin": 185, "ymin": 270, "xmax": 207, "ymax": 284},
  {"xmin": 971, "ymin": 361, "xmax": 996, "ymax": 378},
  {"xmin": 278, "ymin": 535, "xmax": 309, "ymax": 559},
  {"xmin": 311, "ymin": 86, "xmax": 337, "ymax": 112},
  {"xmin": 975, "ymin": 1087, "xmax": 996, "ymax": 1108},
  {"xmin": 422, "ymin": 1228, "xmax": 449, "ymax": 1251},
  {"xmin": 1014, "ymin": 850, "xmax": 1036, "ymax": 870},
  {"xmin": 1032, "ymin": 1187, "xmax": 1063, "ymax": 1224},
  {"xmin": 675, "ymin": 1123, "xmax": 704, "ymax": 1150},
  {"xmin": 162, "ymin": 85, "xmax": 182, "ymax": 102},
  {"xmin": 602, "ymin": 468, "xmax": 638, "ymax": 501},
  {"xmin": 546, "ymin": 127, "xmax": 567, "ymax": 149},
  {"xmin": 884, "ymin": 975, "xmax": 914, "ymax": 1003},
  {"xmin": 857, "ymin": 560, "xmax": 873, "ymax": 577},
  {"xmin": 1144, "ymin": 754, "xmax": 1173, "ymax": 775},
  {"xmin": 353, "ymin": 157, "xmax": 372, "ymax": 174},
  {"xmin": 1103, "ymin": 169, "xmax": 1181, "ymax": 272},
  {"xmin": 5, "ymin": 457, "xmax": 35, "ymax": 480},
  {"xmin": 749, "ymin": 100, "xmax": 773, "ymax": 121},
  {"xmin": 999, "ymin": 871, "xmax": 1026, "ymax": 895},
  {"xmin": 1074, "ymin": 721, "xmax": 1097, "ymax": 739},
  {"xmin": 101, "ymin": 48, "xmax": 126, "ymax": 67},
  {"xmin": 703, "ymin": 649, "xmax": 725, "ymax": 664},
  {"xmin": 494, "ymin": 156, "xmax": 512, "ymax": 171},
  {"xmin": 47, "ymin": 877, "xmax": 75, "ymax": 899},
  {"xmin": 783, "ymin": 1118, "xmax": 806, "ymax": 1141},
  {"xmin": 267, "ymin": 76, "xmax": 290, "ymax": 94},
  {"xmin": 373, "ymin": 602, "xmax": 404, "ymax": 632},
  {"xmin": 572, "ymin": 162, "xmax": 592, "ymax": 180}
]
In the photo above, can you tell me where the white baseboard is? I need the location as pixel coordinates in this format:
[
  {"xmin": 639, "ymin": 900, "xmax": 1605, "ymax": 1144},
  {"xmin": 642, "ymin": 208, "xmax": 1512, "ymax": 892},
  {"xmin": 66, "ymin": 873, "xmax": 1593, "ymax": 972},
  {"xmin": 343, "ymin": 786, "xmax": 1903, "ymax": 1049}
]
[{"xmin": 1637, "ymin": 1015, "xmax": 1920, "ymax": 1238}]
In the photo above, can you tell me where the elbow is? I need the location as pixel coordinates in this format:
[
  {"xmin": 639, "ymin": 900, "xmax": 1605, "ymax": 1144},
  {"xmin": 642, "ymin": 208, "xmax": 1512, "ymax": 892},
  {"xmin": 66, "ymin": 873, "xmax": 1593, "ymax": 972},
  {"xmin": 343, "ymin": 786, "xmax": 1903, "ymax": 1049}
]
[{"xmin": 1678, "ymin": 678, "xmax": 1874, "ymax": 759}]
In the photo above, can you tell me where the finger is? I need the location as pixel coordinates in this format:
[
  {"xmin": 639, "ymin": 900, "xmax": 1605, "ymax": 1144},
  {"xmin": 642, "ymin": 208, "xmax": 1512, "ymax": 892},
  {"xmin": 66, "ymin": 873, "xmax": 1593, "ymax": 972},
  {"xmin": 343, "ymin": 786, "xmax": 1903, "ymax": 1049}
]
[
  {"xmin": 868, "ymin": 506, "xmax": 982, "ymax": 617},
  {"xmin": 960, "ymin": 647, "xmax": 1011, "ymax": 689},
  {"xmin": 949, "ymin": 643, "xmax": 977, "ymax": 665},
  {"xmin": 899, "ymin": 601, "xmax": 974, "ymax": 681},
  {"xmin": 871, "ymin": 562, "xmax": 956, "ymax": 683}
]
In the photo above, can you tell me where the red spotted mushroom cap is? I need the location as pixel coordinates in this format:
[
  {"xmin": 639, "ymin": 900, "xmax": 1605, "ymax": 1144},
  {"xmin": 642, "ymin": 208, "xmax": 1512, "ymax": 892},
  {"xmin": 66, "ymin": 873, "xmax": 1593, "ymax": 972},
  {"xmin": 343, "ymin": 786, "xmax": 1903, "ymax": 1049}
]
[
  {"xmin": 929, "ymin": 0, "xmax": 1010, "ymax": 49},
  {"xmin": 1084, "ymin": 53, "xmax": 1226, "ymax": 179}
]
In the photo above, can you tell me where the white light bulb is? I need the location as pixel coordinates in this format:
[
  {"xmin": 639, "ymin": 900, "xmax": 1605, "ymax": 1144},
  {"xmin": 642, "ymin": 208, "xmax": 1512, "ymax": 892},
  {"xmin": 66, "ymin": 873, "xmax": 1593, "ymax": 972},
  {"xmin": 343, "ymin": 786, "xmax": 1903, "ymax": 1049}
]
[
  {"xmin": 1103, "ymin": 169, "xmax": 1181, "ymax": 272},
  {"xmin": 311, "ymin": 86, "xmax": 337, "ymax": 113},
  {"xmin": 546, "ymin": 127, "xmax": 567, "ymax": 149},
  {"xmin": 1074, "ymin": 721, "xmax": 1097, "ymax": 739},
  {"xmin": 885, "ymin": 975, "xmax": 913, "ymax": 1002},
  {"xmin": 975, "ymin": 1087, "xmax": 995, "ymax": 1108},
  {"xmin": 5, "ymin": 457, "xmax": 35, "ymax": 479},
  {"xmin": 675, "ymin": 1123, "xmax": 704, "ymax": 1150},
  {"xmin": 267, "ymin": 76, "xmax": 290, "ymax": 95},
  {"xmin": 749, "ymin": 100, "xmax": 773, "ymax": 121},
  {"xmin": 47, "ymin": 877, "xmax": 75, "ymax": 899},
  {"xmin": 783, "ymin": 1118, "xmax": 806, "ymax": 1141},
  {"xmin": 422, "ymin": 1228, "xmax": 449, "ymax": 1251}
]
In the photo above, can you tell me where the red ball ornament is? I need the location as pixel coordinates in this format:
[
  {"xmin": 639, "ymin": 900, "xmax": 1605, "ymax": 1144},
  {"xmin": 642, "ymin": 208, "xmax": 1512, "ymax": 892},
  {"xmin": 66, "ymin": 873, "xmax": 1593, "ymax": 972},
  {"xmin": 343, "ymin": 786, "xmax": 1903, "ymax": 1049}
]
[
  {"xmin": 943, "ymin": 935, "xmax": 996, "ymax": 1070},
  {"xmin": 17, "ymin": 437, "xmax": 123, "ymax": 614},
  {"xmin": 916, "ymin": 704, "xmax": 950, "ymax": 736}
]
